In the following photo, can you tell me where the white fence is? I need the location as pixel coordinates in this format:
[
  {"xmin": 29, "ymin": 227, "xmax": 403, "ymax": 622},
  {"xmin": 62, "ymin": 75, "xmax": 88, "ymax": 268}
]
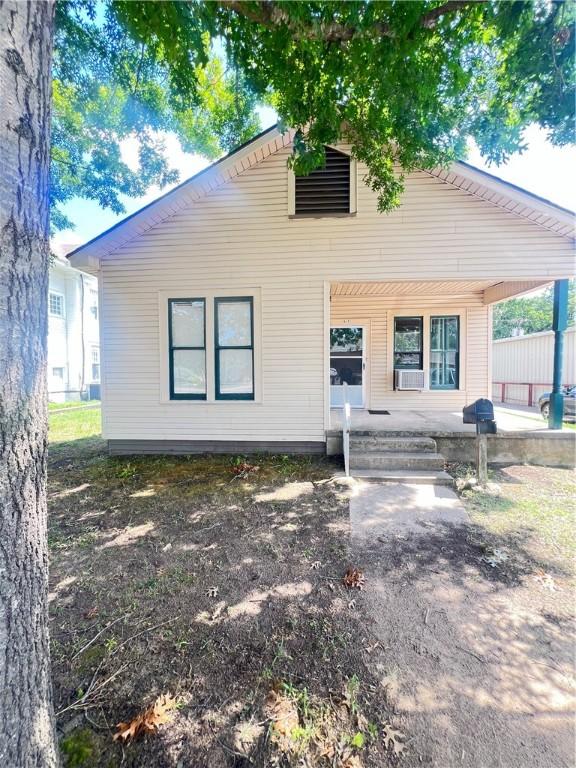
[{"xmin": 492, "ymin": 326, "xmax": 575, "ymax": 406}]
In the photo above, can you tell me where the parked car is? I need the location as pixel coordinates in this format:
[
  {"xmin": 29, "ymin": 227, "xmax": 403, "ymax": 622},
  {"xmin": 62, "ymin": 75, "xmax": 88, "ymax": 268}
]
[{"xmin": 538, "ymin": 386, "xmax": 576, "ymax": 421}]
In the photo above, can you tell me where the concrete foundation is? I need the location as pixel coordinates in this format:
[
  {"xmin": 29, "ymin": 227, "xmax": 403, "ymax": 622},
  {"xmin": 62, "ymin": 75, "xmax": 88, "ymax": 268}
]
[{"xmin": 327, "ymin": 431, "xmax": 575, "ymax": 468}]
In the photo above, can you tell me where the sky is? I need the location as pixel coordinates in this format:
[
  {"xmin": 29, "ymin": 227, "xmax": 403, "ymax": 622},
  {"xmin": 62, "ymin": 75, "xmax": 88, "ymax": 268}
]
[{"xmin": 54, "ymin": 120, "xmax": 575, "ymax": 250}]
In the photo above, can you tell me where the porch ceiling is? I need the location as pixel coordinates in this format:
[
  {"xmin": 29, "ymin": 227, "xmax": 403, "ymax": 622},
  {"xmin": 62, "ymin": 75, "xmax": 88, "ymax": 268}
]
[
  {"xmin": 330, "ymin": 279, "xmax": 552, "ymax": 303},
  {"xmin": 330, "ymin": 280, "xmax": 496, "ymax": 297}
]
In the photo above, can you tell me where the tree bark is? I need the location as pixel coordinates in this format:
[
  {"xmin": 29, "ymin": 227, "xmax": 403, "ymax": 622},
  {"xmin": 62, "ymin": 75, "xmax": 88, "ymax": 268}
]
[{"xmin": 0, "ymin": 2, "xmax": 58, "ymax": 766}]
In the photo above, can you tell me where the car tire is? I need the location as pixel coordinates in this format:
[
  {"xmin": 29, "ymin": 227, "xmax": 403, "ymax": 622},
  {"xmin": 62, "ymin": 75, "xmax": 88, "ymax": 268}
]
[{"xmin": 541, "ymin": 403, "xmax": 550, "ymax": 421}]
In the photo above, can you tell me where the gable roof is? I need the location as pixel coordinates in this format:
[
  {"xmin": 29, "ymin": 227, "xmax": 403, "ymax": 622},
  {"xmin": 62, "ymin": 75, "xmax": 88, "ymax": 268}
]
[{"xmin": 68, "ymin": 124, "xmax": 574, "ymax": 270}]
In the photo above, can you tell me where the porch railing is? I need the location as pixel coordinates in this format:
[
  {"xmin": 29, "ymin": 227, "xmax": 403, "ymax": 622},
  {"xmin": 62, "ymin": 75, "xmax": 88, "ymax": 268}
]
[{"xmin": 342, "ymin": 381, "xmax": 351, "ymax": 477}]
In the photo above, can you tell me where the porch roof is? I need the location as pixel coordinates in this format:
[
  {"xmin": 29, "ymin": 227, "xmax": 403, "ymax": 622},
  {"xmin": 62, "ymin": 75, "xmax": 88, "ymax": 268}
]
[{"xmin": 330, "ymin": 279, "xmax": 552, "ymax": 304}]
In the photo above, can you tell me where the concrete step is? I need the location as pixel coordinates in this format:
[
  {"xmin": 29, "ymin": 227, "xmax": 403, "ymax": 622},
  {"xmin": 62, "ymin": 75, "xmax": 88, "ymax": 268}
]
[
  {"xmin": 349, "ymin": 451, "xmax": 446, "ymax": 471},
  {"xmin": 349, "ymin": 436, "xmax": 437, "ymax": 453},
  {"xmin": 351, "ymin": 469, "xmax": 455, "ymax": 486}
]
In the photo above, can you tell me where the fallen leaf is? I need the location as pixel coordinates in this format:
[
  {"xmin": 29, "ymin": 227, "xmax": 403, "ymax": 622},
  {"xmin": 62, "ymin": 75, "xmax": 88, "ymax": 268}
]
[
  {"xmin": 114, "ymin": 693, "xmax": 178, "ymax": 742},
  {"xmin": 263, "ymin": 688, "xmax": 299, "ymax": 753},
  {"xmin": 83, "ymin": 607, "xmax": 98, "ymax": 620},
  {"xmin": 382, "ymin": 722, "xmax": 406, "ymax": 756},
  {"xmin": 343, "ymin": 567, "xmax": 365, "ymax": 590},
  {"xmin": 231, "ymin": 462, "xmax": 260, "ymax": 479}
]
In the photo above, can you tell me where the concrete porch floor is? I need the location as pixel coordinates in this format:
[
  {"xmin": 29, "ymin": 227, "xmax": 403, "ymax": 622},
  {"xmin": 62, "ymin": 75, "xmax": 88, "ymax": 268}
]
[{"xmin": 328, "ymin": 404, "xmax": 566, "ymax": 435}]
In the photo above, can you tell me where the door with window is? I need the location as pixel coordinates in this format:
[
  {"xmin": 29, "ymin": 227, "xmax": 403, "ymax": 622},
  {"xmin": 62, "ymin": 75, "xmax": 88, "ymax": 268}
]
[{"xmin": 330, "ymin": 326, "xmax": 365, "ymax": 407}]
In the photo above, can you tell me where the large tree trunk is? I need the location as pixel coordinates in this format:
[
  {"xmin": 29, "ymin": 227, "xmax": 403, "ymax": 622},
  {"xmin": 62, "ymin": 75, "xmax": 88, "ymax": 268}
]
[{"xmin": 0, "ymin": 2, "xmax": 58, "ymax": 766}]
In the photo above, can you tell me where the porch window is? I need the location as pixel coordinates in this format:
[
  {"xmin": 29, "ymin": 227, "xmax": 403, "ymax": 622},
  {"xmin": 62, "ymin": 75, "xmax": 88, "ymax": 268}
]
[
  {"xmin": 168, "ymin": 299, "xmax": 206, "ymax": 399},
  {"xmin": 430, "ymin": 316, "xmax": 459, "ymax": 389},
  {"xmin": 215, "ymin": 297, "xmax": 254, "ymax": 400},
  {"xmin": 394, "ymin": 317, "xmax": 423, "ymax": 369}
]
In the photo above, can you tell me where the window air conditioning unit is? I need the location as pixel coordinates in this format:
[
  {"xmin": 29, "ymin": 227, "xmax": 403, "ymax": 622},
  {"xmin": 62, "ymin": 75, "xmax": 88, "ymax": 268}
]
[{"xmin": 395, "ymin": 369, "xmax": 426, "ymax": 390}]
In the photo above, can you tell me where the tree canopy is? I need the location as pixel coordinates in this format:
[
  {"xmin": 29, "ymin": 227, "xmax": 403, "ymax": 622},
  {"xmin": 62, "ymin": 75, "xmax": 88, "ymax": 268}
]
[
  {"xmin": 54, "ymin": 0, "xmax": 574, "ymax": 227},
  {"xmin": 52, "ymin": 0, "xmax": 261, "ymax": 230},
  {"xmin": 493, "ymin": 281, "xmax": 576, "ymax": 339}
]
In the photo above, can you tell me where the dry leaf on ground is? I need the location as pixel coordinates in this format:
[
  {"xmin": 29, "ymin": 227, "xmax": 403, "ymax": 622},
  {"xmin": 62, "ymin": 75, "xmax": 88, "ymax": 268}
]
[
  {"xmin": 231, "ymin": 462, "xmax": 260, "ymax": 479},
  {"xmin": 343, "ymin": 567, "xmax": 366, "ymax": 590},
  {"xmin": 263, "ymin": 687, "xmax": 300, "ymax": 752},
  {"xmin": 114, "ymin": 693, "xmax": 178, "ymax": 742},
  {"xmin": 382, "ymin": 722, "xmax": 406, "ymax": 756}
]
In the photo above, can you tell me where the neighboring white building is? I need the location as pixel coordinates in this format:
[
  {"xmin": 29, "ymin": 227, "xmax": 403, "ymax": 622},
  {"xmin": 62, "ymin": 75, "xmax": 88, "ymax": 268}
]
[{"xmin": 48, "ymin": 243, "xmax": 100, "ymax": 402}]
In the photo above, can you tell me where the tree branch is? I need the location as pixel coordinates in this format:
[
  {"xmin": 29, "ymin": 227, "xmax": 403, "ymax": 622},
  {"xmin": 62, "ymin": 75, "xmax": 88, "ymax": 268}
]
[{"xmin": 219, "ymin": 1, "xmax": 487, "ymax": 43}]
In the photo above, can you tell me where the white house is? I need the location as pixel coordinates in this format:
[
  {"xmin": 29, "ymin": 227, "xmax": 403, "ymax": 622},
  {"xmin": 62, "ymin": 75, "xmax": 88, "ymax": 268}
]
[
  {"xmin": 68, "ymin": 126, "xmax": 575, "ymax": 456},
  {"xmin": 48, "ymin": 244, "xmax": 100, "ymax": 403}
]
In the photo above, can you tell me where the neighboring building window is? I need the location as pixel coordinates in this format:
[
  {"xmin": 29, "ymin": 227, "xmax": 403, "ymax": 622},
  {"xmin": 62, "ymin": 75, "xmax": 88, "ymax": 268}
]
[
  {"xmin": 215, "ymin": 297, "xmax": 254, "ymax": 400},
  {"xmin": 294, "ymin": 146, "xmax": 351, "ymax": 215},
  {"xmin": 49, "ymin": 292, "xmax": 64, "ymax": 317},
  {"xmin": 168, "ymin": 299, "xmax": 206, "ymax": 399},
  {"xmin": 89, "ymin": 288, "xmax": 98, "ymax": 320},
  {"xmin": 52, "ymin": 367, "xmax": 64, "ymax": 380},
  {"xmin": 91, "ymin": 347, "xmax": 100, "ymax": 382},
  {"xmin": 394, "ymin": 317, "xmax": 423, "ymax": 369},
  {"xmin": 430, "ymin": 316, "xmax": 459, "ymax": 389}
]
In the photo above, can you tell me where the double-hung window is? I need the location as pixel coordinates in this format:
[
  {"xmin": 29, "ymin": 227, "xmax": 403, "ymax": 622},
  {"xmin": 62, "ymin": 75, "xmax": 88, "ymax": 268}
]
[
  {"xmin": 168, "ymin": 299, "xmax": 206, "ymax": 399},
  {"xmin": 215, "ymin": 297, "xmax": 254, "ymax": 400},
  {"xmin": 430, "ymin": 316, "xmax": 459, "ymax": 389},
  {"xmin": 49, "ymin": 291, "xmax": 64, "ymax": 317},
  {"xmin": 394, "ymin": 317, "xmax": 423, "ymax": 370}
]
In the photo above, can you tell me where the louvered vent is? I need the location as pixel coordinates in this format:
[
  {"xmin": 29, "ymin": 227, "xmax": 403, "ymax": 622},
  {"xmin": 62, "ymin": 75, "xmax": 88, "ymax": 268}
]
[{"xmin": 294, "ymin": 146, "xmax": 350, "ymax": 215}]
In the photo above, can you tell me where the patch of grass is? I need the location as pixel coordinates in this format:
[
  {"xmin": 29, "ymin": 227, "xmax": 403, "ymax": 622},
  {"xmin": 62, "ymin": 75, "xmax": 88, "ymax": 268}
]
[
  {"xmin": 49, "ymin": 407, "xmax": 101, "ymax": 443},
  {"xmin": 49, "ymin": 400, "xmax": 100, "ymax": 411},
  {"xmin": 460, "ymin": 464, "xmax": 575, "ymax": 573},
  {"xmin": 60, "ymin": 728, "xmax": 97, "ymax": 768}
]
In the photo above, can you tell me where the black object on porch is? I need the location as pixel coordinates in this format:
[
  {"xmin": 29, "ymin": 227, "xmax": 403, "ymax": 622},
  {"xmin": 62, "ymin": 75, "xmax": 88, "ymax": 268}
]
[{"xmin": 549, "ymin": 279, "xmax": 569, "ymax": 430}]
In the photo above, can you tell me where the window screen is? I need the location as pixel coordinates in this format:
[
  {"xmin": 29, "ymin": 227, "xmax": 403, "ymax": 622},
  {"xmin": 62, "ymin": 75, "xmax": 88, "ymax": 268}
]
[
  {"xmin": 394, "ymin": 317, "xmax": 423, "ymax": 370},
  {"xmin": 168, "ymin": 299, "xmax": 206, "ymax": 399},
  {"xmin": 215, "ymin": 297, "xmax": 254, "ymax": 400}
]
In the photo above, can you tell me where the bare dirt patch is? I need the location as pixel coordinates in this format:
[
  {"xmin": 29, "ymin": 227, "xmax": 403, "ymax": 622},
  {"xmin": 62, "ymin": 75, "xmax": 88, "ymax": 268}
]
[
  {"xmin": 349, "ymin": 467, "xmax": 575, "ymax": 768},
  {"xmin": 49, "ymin": 443, "xmax": 398, "ymax": 767}
]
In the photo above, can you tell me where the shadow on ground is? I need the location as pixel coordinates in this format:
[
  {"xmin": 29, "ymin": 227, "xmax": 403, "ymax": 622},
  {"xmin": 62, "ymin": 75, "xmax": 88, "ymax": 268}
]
[
  {"xmin": 49, "ymin": 446, "xmax": 395, "ymax": 767},
  {"xmin": 349, "ymin": 478, "xmax": 575, "ymax": 768}
]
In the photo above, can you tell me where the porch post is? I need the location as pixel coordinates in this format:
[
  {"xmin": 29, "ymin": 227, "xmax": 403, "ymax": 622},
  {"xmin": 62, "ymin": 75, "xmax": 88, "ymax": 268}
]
[{"xmin": 549, "ymin": 279, "xmax": 569, "ymax": 429}]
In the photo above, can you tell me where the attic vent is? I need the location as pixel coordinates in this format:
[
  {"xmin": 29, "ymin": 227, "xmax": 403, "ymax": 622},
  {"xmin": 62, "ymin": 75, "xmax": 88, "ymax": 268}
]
[{"xmin": 294, "ymin": 146, "xmax": 351, "ymax": 215}]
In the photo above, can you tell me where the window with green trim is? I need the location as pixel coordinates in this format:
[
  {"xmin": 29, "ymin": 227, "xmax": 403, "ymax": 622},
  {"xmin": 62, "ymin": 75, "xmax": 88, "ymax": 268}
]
[
  {"xmin": 215, "ymin": 297, "xmax": 254, "ymax": 400},
  {"xmin": 168, "ymin": 299, "xmax": 206, "ymax": 399},
  {"xmin": 430, "ymin": 316, "xmax": 459, "ymax": 390},
  {"xmin": 394, "ymin": 316, "xmax": 423, "ymax": 370}
]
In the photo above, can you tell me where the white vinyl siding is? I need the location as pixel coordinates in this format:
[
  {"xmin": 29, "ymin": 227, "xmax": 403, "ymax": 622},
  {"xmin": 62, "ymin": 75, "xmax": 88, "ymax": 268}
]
[{"xmin": 96, "ymin": 141, "xmax": 572, "ymax": 443}]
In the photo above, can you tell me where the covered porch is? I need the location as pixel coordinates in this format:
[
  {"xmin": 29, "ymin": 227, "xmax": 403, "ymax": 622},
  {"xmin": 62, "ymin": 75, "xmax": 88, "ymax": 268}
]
[
  {"xmin": 327, "ymin": 405, "xmax": 575, "ymax": 468},
  {"xmin": 326, "ymin": 277, "xmax": 551, "ymax": 418}
]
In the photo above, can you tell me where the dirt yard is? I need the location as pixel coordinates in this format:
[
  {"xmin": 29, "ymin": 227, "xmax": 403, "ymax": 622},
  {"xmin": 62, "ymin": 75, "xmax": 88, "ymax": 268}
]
[
  {"xmin": 48, "ymin": 433, "xmax": 399, "ymax": 767},
  {"xmin": 48, "ymin": 411, "xmax": 575, "ymax": 767},
  {"xmin": 351, "ymin": 464, "xmax": 575, "ymax": 768}
]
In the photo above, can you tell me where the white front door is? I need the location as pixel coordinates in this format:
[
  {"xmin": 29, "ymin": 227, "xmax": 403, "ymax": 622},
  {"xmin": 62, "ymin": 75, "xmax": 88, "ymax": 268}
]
[{"xmin": 330, "ymin": 326, "xmax": 365, "ymax": 408}]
